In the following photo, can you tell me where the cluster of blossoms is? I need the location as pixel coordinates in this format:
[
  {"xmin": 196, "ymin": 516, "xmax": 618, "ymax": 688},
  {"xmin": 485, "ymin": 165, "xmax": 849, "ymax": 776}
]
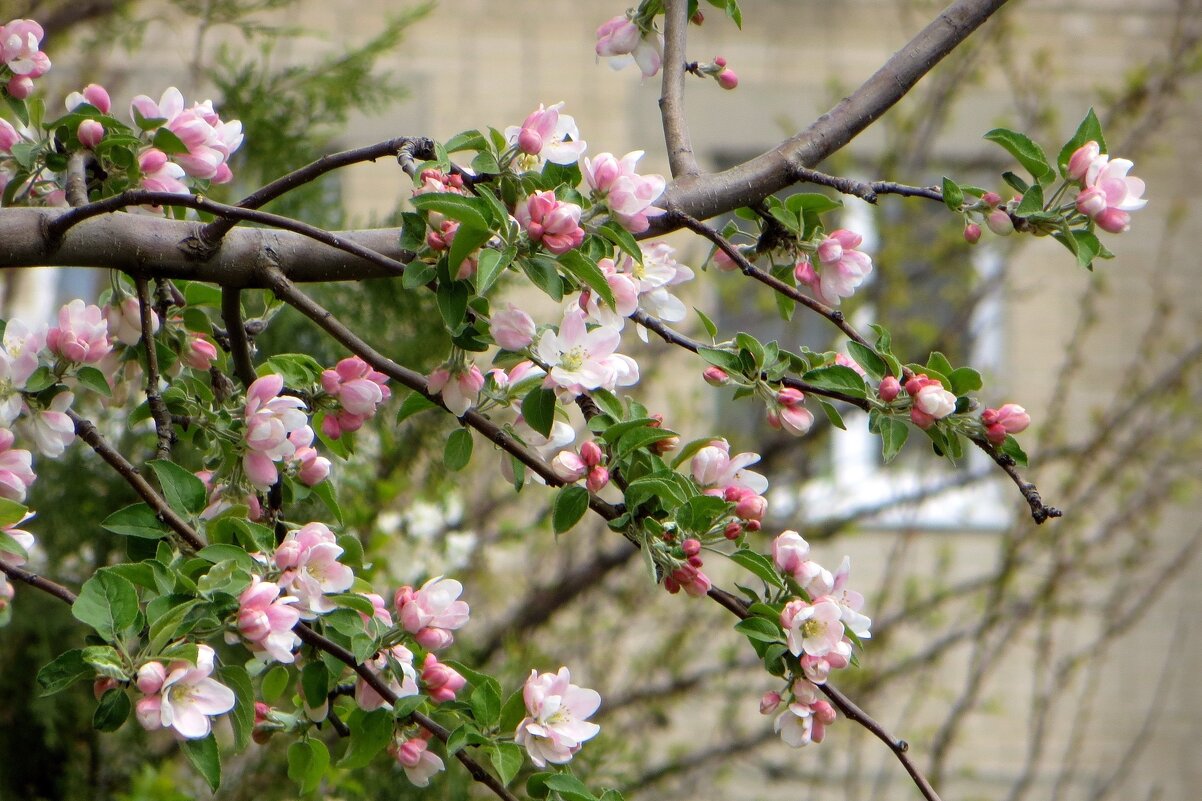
[
  {"xmin": 762, "ymin": 530, "xmax": 872, "ymax": 747},
  {"xmin": 552, "ymin": 439, "xmax": 610, "ymax": 493},
  {"xmin": 242, "ymin": 374, "xmax": 327, "ymax": 489},
  {"xmin": 794, "ymin": 229, "xmax": 874, "ymax": 307},
  {"xmin": 129, "ymin": 87, "xmax": 244, "ymax": 185},
  {"xmin": 505, "ymin": 102, "xmax": 587, "ymax": 169},
  {"xmin": 595, "ymin": 15, "xmax": 663, "ymax": 77},
  {"xmin": 320, "ymin": 355, "xmax": 391, "ymax": 438},
  {"xmin": 134, "ymin": 645, "xmax": 236, "ymax": 739},
  {"xmin": 584, "ymin": 151, "xmax": 666, "ymax": 233},
  {"xmin": 0, "ymin": 19, "xmax": 50, "ymax": 99}
]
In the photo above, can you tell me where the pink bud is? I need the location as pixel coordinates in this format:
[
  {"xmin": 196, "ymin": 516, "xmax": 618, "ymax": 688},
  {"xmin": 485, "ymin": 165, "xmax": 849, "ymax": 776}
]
[
  {"xmin": 681, "ymin": 538, "xmax": 702, "ymax": 557},
  {"xmin": 735, "ymin": 493, "xmax": 767, "ymax": 522},
  {"xmin": 580, "ymin": 440, "xmax": 603, "ymax": 468},
  {"xmin": 517, "ymin": 127, "xmax": 543, "ymax": 156},
  {"xmin": 717, "ymin": 68, "xmax": 739, "ymax": 90},
  {"xmin": 986, "ymin": 209, "xmax": 1014, "ymax": 236},
  {"xmin": 879, "ymin": 376, "xmax": 901, "ymax": 402},
  {"xmin": 77, "ymin": 119, "xmax": 104, "ymax": 149},
  {"xmin": 760, "ymin": 691, "xmax": 782, "ymax": 715},
  {"xmin": 687, "ymin": 554, "xmax": 704, "ymax": 568},
  {"xmin": 963, "ymin": 223, "xmax": 982, "ymax": 244},
  {"xmin": 6, "ymin": 76, "xmax": 33, "ymax": 100},
  {"xmin": 1067, "ymin": 141, "xmax": 1100, "ymax": 182},
  {"xmin": 703, "ymin": 366, "xmax": 730, "ymax": 386},
  {"xmin": 777, "ymin": 387, "xmax": 804, "ymax": 407},
  {"xmin": 82, "ymin": 84, "xmax": 112, "ymax": 113},
  {"xmin": 713, "ymin": 56, "xmax": 727, "ymax": 68},
  {"xmin": 724, "ymin": 522, "xmax": 743, "ymax": 540},
  {"xmin": 136, "ymin": 661, "xmax": 166, "ymax": 695},
  {"xmin": 585, "ymin": 466, "xmax": 610, "ymax": 493},
  {"xmin": 981, "ymin": 191, "xmax": 1002, "ymax": 208}
]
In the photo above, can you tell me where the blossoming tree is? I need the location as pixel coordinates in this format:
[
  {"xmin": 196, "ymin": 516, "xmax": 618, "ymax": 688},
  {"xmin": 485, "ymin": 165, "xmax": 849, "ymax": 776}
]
[{"xmin": 0, "ymin": 1, "xmax": 1175, "ymax": 799}]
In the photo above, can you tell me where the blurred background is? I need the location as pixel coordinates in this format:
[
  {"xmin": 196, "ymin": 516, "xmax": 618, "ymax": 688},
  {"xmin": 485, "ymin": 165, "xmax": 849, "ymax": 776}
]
[{"xmin": 2, "ymin": 1, "xmax": 1200, "ymax": 799}]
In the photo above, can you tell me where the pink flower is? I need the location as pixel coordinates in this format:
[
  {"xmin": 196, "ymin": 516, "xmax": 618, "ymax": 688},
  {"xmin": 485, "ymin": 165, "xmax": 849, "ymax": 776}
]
[
  {"xmin": 717, "ymin": 68, "xmax": 739, "ymax": 90},
  {"xmin": 982, "ymin": 403, "xmax": 1030, "ymax": 445},
  {"xmin": 514, "ymin": 667, "xmax": 601, "ymax": 767},
  {"xmin": 393, "ymin": 735, "xmax": 444, "ymax": 787},
  {"xmin": 5, "ymin": 75, "xmax": 32, "ymax": 100},
  {"xmin": 536, "ymin": 309, "xmax": 635, "ymax": 396},
  {"xmin": 65, "ymin": 83, "xmax": 111, "ymax": 114},
  {"xmin": 504, "ymin": 102, "xmax": 586, "ymax": 165},
  {"xmin": 594, "ymin": 15, "xmax": 663, "ymax": 77},
  {"xmin": 274, "ymin": 522, "xmax": 355, "ymax": 617},
  {"xmin": 1067, "ymin": 141, "xmax": 1101, "ymax": 182},
  {"xmin": 1075, "ymin": 154, "xmax": 1147, "ymax": 234},
  {"xmin": 0, "ymin": 118, "xmax": 18, "ymax": 154},
  {"xmin": 19, "ymin": 390, "xmax": 74, "ymax": 457},
  {"xmin": 804, "ymin": 230, "xmax": 873, "ymax": 306},
  {"xmin": 130, "ymin": 88, "xmax": 243, "ymax": 182},
  {"xmin": 243, "ymin": 374, "xmax": 309, "ymax": 489},
  {"xmin": 583, "ymin": 151, "xmax": 666, "ymax": 233},
  {"xmin": 878, "ymin": 376, "xmax": 901, "ymax": 402},
  {"xmin": 690, "ymin": 439, "xmax": 769, "ymax": 495},
  {"xmin": 782, "ymin": 598, "xmax": 845, "ymax": 658},
  {"xmin": 322, "ymin": 356, "xmax": 391, "ymax": 416},
  {"xmin": 1, "ymin": 20, "xmax": 49, "ymax": 77},
  {"xmin": 830, "ymin": 556, "xmax": 872, "ymax": 640},
  {"xmin": 760, "ymin": 691, "xmax": 782, "ymax": 715},
  {"xmin": 516, "ymin": 191, "xmax": 585, "ymax": 255},
  {"xmin": 906, "ymin": 375, "xmax": 956, "ymax": 429},
  {"xmin": 355, "ymin": 645, "xmax": 419, "ymax": 712},
  {"xmin": 0, "ymin": 511, "xmax": 33, "ymax": 570},
  {"xmin": 138, "ymin": 148, "xmax": 189, "ymax": 197},
  {"xmin": 396, "ymin": 576, "xmax": 470, "ymax": 650},
  {"xmin": 0, "ymin": 429, "xmax": 34, "ymax": 502},
  {"xmin": 421, "ymin": 653, "xmax": 467, "ymax": 703},
  {"xmin": 106, "ymin": 296, "xmax": 158, "ymax": 347},
  {"xmin": 237, "ymin": 575, "xmax": 301, "ymax": 663},
  {"xmin": 772, "ymin": 530, "xmax": 811, "ymax": 577},
  {"xmin": 426, "ymin": 364, "xmax": 483, "ymax": 417},
  {"xmin": 48, "ymin": 300, "xmax": 112, "ymax": 364},
  {"xmin": 767, "ymin": 388, "xmax": 814, "ymax": 437},
  {"xmin": 181, "ymin": 333, "xmax": 218, "ymax": 371},
  {"xmin": 491, "ymin": 304, "xmax": 537, "ymax": 350},
  {"xmin": 136, "ymin": 645, "xmax": 235, "ymax": 739}
]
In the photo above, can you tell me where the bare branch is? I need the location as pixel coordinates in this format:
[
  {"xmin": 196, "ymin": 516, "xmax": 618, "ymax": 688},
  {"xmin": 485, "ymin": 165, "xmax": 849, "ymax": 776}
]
[
  {"xmin": 136, "ymin": 277, "xmax": 174, "ymax": 460},
  {"xmin": 0, "ymin": 561, "xmax": 77, "ymax": 605},
  {"xmin": 660, "ymin": 0, "xmax": 700, "ymax": 177}
]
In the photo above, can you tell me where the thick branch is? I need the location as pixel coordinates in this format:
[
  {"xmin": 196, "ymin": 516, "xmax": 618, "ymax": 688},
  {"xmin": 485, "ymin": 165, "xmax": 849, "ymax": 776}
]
[
  {"xmin": 0, "ymin": 561, "xmax": 77, "ymax": 605},
  {"xmin": 648, "ymin": 0, "xmax": 1010, "ymax": 230},
  {"xmin": 659, "ymin": 0, "xmax": 700, "ymax": 177}
]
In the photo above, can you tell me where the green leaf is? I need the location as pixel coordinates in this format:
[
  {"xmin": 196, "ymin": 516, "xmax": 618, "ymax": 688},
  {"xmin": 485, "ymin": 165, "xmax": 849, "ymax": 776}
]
[
  {"xmin": 444, "ymin": 428, "xmax": 474, "ymax": 471},
  {"xmin": 558, "ymin": 249, "xmax": 616, "ymax": 311},
  {"xmin": 948, "ymin": 367, "xmax": 983, "ymax": 396},
  {"xmin": 817, "ymin": 398, "xmax": 846, "ymax": 430},
  {"xmin": 875, "ymin": 416, "xmax": 910, "ymax": 463},
  {"xmin": 436, "ymin": 278, "xmax": 469, "ymax": 329},
  {"xmin": 523, "ymin": 255, "xmax": 565, "ymax": 301},
  {"xmin": 1001, "ymin": 434, "xmax": 1029, "ymax": 467},
  {"xmin": 37, "ymin": 649, "xmax": 91, "ymax": 696},
  {"xmin": 262, "ymin": 353, "xmax": 324, "ymax": 386},
  {"xmin": 339, "ymin": 708, "xmax": 394, "ymax": 769},
  {"xmin": 624, "ymin": 477, "xmax": 686, "ymax": 512},
  {"xmin": 288, "ymin": 738, "xmax": 329, "ymax": 794},
  {"xmin": 552, "ymin": 485, "xmax": 590, "ymax": 534},
  {"xmin": 411, "ymin": 192, "xmax": 491, "ymax": 230},
  {"xmin": 801, "ymin": 365, "xmax": 867, "ymax": 398},
  {"xmin": 941, "ymin": 177, "xmax": 964, "ymax": 211},
  {"xmin": 182, "ymin": 734, "xmax": 222, "ymax": 792},
  {"xmin": 397, "ymin": 391, "xmax": 439, "ymax": 424},
  {"xmin": 596, "ymin": 220, "xmax": 643, "ymax": 263},
  {"xmin": 261, "ymin": 665, "xmax": 291, "ymax": 703},
  {"xmin": 73, "ymin": 570, "xmax": 140, "ymax": 643},
  {"xmin": 151, "ymin": 127, "xmax": 189, "ymax": 155},
  {"xmin": 1001, "ymin": 170, "xmax": 1030, "ymax": 195},
  {"xmin": 489, "ymin": 742, "xmax": 524, "ymax": 786},
  {"xmin": 217, "ymin": 665, "xmax": 254, "ymax": 753},
  {"xmin": 147, "ymin": 598, "xmax": 201, "ymax": 654},
  {"xmin": 76, "ymin": 365, "xmax": 112, "ymax": 397},
  {"xmin": 448, "ymin": 223, "xmax": 493, "ymax": 280},
  {"xmin": 727, "ymin": 548, "xmax": 785, "ymax": 589},
  {"xmin": 476, "ymin": 246, "xmax": 516, "ymax": 297},
  {"xmin": 98, "ymin": 500, "xmax": 173, "ymax": 536},
  {"xmin": 984, "ymin": 128, "xmax": 1055, "ymax": 185},
  {"xmin": 615, "ymin": 426, "xmax": 678, "ymax": 460},
  {"xmin": 698, "ymin": 347, "xmax": 744, "ymax": 376},
  {"xmin": 846, "ymin": 342, "xmax": 887, "ymax": 382},
  {"xmin": 147, "ymin": 460, "xmax": 207, "ymax": 516},
  {"xmin": 1057, "ymin": 108, "xmax": 1106, "ymax": 177},
  {"xmin": 499, "ymin": 689, "xmax": 528, "ymax": 733},
  {"xmin": 674, "ymin": 494, "xmax": 730, "ymax": 534},
  {"xmin": 93, "ymin": 688, "xmax": 131, "ymax": 732},
  {"xmin": 694, "ymin": 307, "xmax": 719, "ymax": 340},
  {"xmin": 735, "ymin": 616, "xmax": 784, "ymax": 643},
  {"xmin": 401, "ymin": 259, "xmax": 437, "ymax": 289},
  {"xmin": 1016, "ymin": 183, "xmax": 1045, "ymax": 216},
  {"xmin": 469, "ymin": 678, "xmax": 502, "ymax": 727},
  {"xmin": 521, "ymin": 387, "xmax": 558, "ymax": 439},
  {"xmin": 543, "ymin": 772, "xmax": 598, "ymax": 801}
]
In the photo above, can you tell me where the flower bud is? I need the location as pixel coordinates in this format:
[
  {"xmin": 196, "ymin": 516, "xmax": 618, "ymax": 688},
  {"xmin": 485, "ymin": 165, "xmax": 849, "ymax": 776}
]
[
  {"xmin": 717, "ymin": 68, "xmax": 739, "ymax": 90},
  {"xmin": 93, "ymin": 677, "xmax": 119, "ymax": 700},
  {"xmin": 77, "ymin": 119, "xmax": 104, "ymax": 149},
  {"xmin": 1067, "ymin": 141, "xmax": 1100, "ymax": 182},
  {"xmin": 713, "ymin": 56, "xmax": 727, "ymax": 68},
  {"xmin": 879, "ymin": 376, "xmax": 901, "ymax": 402},
  {"xmin": 681, "ymin": 538, "xmax": 702, "ymax": 557},
  {"xmin": 586, "ymin": 466, "xmax": 610, "ymax": 493},
  {"xmin": 580, "ymin": 440, "xmax": 603, "ymax": 467},
  {"xmin": 136, "ymin": 662, "xmax": 166, "ymax": 695},
  {"xmin": 724, "ymin": 522, "xmax": 743, "ymax": 540},
  {"xmin": 7, "ymin": 76, "xmax": 34, "ymax": 100},
  {"xmin": 703, "ymin": 366, "xmax": 730, "ymax": 386},
  {"xmin": 83, "ymin": 84, "xmax": 112, "ymax": 113},
  {"xmin": 963, "ymin": 222, "xmax": 982, "ymax": 244},
  {"xmin": 981, "ymin": 191, "xmax": 1002, "ymax": 208},
  {"xmin": 985, "ymin": 209, "xmax": 1014, "ymax": 236},
  {"xmin": 760, "ymin": 691, "xmax": 782, "ymax": 715}
]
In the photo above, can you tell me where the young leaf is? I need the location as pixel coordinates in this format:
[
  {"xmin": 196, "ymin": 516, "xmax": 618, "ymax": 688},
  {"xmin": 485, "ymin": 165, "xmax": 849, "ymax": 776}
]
[
  {"xmin": 183, "ymin": 734, "xmax": 222, "ymax": 792},
  {"xmin": 411, "ymin": 192, "xmax": 491, "ymax": 230},
  {"xmin": 875, "ymin": 416, "xmax": 910, "ymax": 463},
  {"xmin": 800, "ymin": 365, "xmax": 868, "ymax": 398},
  {"xmin": 339, "ymin": 708, "xmax": 394, "ymax": 769},
  {"xmin": 37, "ymin": 649, "xmax": 91, "ymax": 696},
  {"xmin": 444, "ymin": 428, "xmax": 474, "ymax": 471},
  {"xmin": 552, "ymin": 485, "xmax": 590, "ymax": 534},
  {"xmin": 984, "ymin": 128, "xmax": 1055, "ymax": 185},
  {"xmin": 476, "ymin": 246, "xmax": 516, "ymax": 297},
  {"xmin": 521, "ymin": 387, "xmax": 558, "ymax": 439},
  {"xmin": 1057, "ymin": 107, "xmax": 1106, "ymax": 177},
  {"xmin": 941, "ymin": 177, "xmax": 964, "ymax": 211},
  {"xmin": 73, "ymin": 570, "xmax": 140, "ymax": 643},
  {"xmin": 147, "ymin": 460, "xmax": 207, "ymax": 516}
]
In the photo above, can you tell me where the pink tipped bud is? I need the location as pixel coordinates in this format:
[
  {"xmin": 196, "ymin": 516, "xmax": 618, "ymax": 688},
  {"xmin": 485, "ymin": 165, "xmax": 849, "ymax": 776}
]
[
  {"xmin": 981, "ymin": 191, "xmax": 1002, "ymax": 208},
  {"xmin": 517, "ymin": 128, "xmax": 543, "ymax": 156},
  {"xmin": 724, "ymin": 521, "xmax": 743, "ymax": 540},
  {"xmin": 746, "ymin": 519, "xmax": 761, "ymax": 532},
  {"xmin": 963, "ymin": 222, "xmax": 982, "ymax": 244},
  {"xmin": 1067, "ymin": 141, "xmax": 1100, "ymax": 182},
  {"xmin": 713, "ymin": 56, "xmax": 727, "ymax": 68},
  {"xmin": 7, "ymin": 76, "xmax": 34, "ymax": 100},
  {"xmin": 681, "ymin": 538, "xmax": 702, "ymax": 557},
  {"xmin": 703, "ymin": 366, "xmax": 730, "ymax": 386},
  {"xmin": 735, "ymin": 493, "xmax": 767, "ymax": 522},
  {"xmin": 580, "ymin": 440, "xmax": 603, "ymax": 468},
  {"xmin": 760, "ymin": 691, "xmax": 782, "ymax": 715},
  {"xmin": 77, "ymin": 119, "xmax": 104, "ymax": 149},
  {"xmin": 879, "ymin": 376, "xmax": 901, "ymax": 402},
  {"xmin": 687, "ymin": 554, "xmax": 704, "ymax": 568},
  {"xmin": 136, "ymin": 661, "xmax": 166, "ymax": 695},
  {"xmin": 82, "ymin": 84, "xmax": 111, "ymax": 113},
  {"xmin": 986, "ymin": 209, "xmax": 1014, "ymax": 236},
  {"xmin": 586, "ymin": 466, "xmax": 610, "ymax": 493},
  {"xmin": 777, "ymin": 387, "xmax": 804, "ymax": 407},
  {"xmin": 664, "ymin": 576, "xmax": 681, "ymax": 594},
  {"xmin": 717, "ymin": 69, "xmax": 739, "ymax": 90}
]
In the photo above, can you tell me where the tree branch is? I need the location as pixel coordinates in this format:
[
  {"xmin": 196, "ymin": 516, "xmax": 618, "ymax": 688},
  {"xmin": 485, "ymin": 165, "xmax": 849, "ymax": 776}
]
[
  {"xmin": 221, "ymin": 288, "xmax": 259, "ymax": 388},
  {"xmin": 136, "ymin": 277, "xmax": 174, "ymax": 460},
  {"xmin": 648, "ymin": 0, "xmax": 1010, "ymax": 230},
  {"xmin": 659, "ymin": 0, "xmax": 700, "ymax": 177},
  {"xmin": 0, "ymin": 561, "xmax": 77, "ymax": 605}
]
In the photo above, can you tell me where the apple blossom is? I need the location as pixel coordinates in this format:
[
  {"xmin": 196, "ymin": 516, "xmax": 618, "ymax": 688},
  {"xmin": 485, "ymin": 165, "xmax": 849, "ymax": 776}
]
[
  {"xmin": 830, "ymin": 556, "xmax": 872, "ymax": 640},
  {"xmin": 393, "ymin": 735, "xmax": 445, "ymax": 787},
  {"xmin": 516, "ymin": 191, "xmax": 585, "ymax": 254},
  {"xmin": 396, "ymin": 576, "xmax": 470, "ymax": 650},
  {"xmin": 274, "ymin": 522, "xmax": 355, "ymax": 617},
  {"xmin": 798, "ymin": 229, "xmax": 874, "ymax": 306},
  {"xmin": 772, "ymin": 530, "xmax": 812, "ymax": 576},
  {"xmin": 515, "ymin": 667, "xmax": 601, "ymax": 767},
  {"xmin": 1076, "ymin": 154, "xmax": 1147, "ymax": 233},
  {"xmin": 136, "ymin": 645, "xmax": 235, "ymax": 739},
  {"xmin": 878, "ymin": 375, "xmax": 901, "ymax": 402},
  {"xmin": 181, "ymin": 333, "xmax": 218, "ymax": 371},
  {"xmin": 129, "ymin": 87, "xmax": 243, "ymax": 182},
  {"xmin": 426, "ymin": 363, "xmax": 483, "ymax": 417},
  {"xmin": 65, "ymin": 83, "xmax": 111, "ymax": 114},
  {"xmin": 985, "ymin": 208, "xmax": 1014, "ymax": 236},
  {"xmin": 0, "ymin": 118, "xmax": 18, "ymax": 154},
  {"xmin": 504, "ymin": 102, "xmax": 586, "ymax": 166},
  {"xmin": 782, "ymin": 597, "xmax": 845, "ymax": 658},
  {"xmin": 490, "ymin": 304, "xmax": 538, "ymax": 350},
  {"xmin": 47, "ymin": 300, "xmax": 112, "ymax": 364},
  {"xmin": 717, "ymin": 67, "xmax": 739, "ymax": 90},
  {"xmin": 0, "ymin": 428, "xmax": 35, "ymax": 502},
  {"xmin": 536, "ymin": 309, "xmax": 637, "ymax": 396},
  {"xmin": 982, "ymin": 403, "xmax": 1031, "ymax": 444},
  {"xmin": 583, "ymin": 151, "xmax": 666, "ymax": 233},
  {"xmin": 690, "ymin": 438, "xmax": 769, "ymax": 495},
  {"xmin": 106, "ymin": 296, "xmax": 158, "ymax": 347},
  {"xmin": 18, "ymin": 390, "xmax": 74, "ymax": 457},
  {"xmin": 421, "ymin": 653, "xmax": 467, "ymax": 703},
  {"xmin": 243, "ymin": 373, "xmax": 310, "ymax": 489},
  {"xmin": 1, "ymin": 20, "xmax": 49, "ymax": 78},
  {"xmin": 594, "ymin": 15, "xmax": 663, "ymax": 77},
  {"xmin": 355, "ymin": 644, "xmax": 419, "ymax": 712},
  {"xmin": 137, "ymin": 148, "xmax": 188, "ymax": 197},
  {"xmin": 236, "ymin": 575, "xmax": 302, "ymax": 663},
  {"xmin": 963, "ymin": 222, "xmax": 982, "ymax": 243}
]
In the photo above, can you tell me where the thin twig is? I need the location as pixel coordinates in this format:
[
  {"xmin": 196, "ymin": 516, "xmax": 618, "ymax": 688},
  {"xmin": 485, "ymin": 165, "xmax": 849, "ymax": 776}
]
[
  {"xmin": 660, "ymin": 0, "xmax": 700, "ymax": 177},
  {"xmin": 789, "ymin": 166, "xmax": 943, "ymax": 205},
  {"xmin": 0, "ymin": 561, "xmax": 78, "ymax": 604},
  {"xmin": 221, "ymin": 288, "xmax": 258, "ymax": 388},
  {"xmin": 68, "ymin": 411, "xmax": 205, "ymax": 551},
  {"xmin": 64, "ymin": 151, "xmax": 90, "ymax": 208},
  {"xmin": 136, "ymin": 277, "xmax": 174, "ymax": 460}
]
